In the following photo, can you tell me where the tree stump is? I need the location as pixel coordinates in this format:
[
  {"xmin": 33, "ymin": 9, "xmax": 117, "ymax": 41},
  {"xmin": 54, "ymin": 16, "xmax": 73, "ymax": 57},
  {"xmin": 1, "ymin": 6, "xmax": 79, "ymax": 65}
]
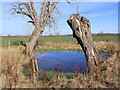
[{"xmin": 67, "ymin": 14, "xmax": 100, "ymax": 72}]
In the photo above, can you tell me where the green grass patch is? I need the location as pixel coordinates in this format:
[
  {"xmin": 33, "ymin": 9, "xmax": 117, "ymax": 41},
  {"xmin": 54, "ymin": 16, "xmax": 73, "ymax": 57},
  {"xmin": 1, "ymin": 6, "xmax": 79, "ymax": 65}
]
[
  {"xmin": 93, "ymin": 35, "xmax": 119, "ymax": 42},
  {"xmin": 1, "ymin": 35, "xmax": 119, "ymax": 47},
  {"xmin": 38, "ymin": 70, "xmax": 75, "ymax": 80}
]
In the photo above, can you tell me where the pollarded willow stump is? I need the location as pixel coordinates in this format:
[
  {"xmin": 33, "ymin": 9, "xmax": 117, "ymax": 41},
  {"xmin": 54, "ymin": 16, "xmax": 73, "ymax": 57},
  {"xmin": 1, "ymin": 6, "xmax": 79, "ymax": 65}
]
[{"xmin": 67, "ymin": 14, "xmax": 100, "ymax": 72}]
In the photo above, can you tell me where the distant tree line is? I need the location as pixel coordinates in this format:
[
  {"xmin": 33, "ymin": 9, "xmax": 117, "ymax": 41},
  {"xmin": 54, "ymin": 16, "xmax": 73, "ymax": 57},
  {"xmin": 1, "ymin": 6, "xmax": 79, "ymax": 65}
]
[{"xmin": 95, "ymin": 33, "xmax": 120, "ymax": 36}]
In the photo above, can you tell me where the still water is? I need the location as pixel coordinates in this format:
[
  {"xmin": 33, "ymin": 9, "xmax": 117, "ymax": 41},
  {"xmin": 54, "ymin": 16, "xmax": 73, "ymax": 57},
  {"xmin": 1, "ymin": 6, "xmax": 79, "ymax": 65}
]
[{"xmin": 36, "ymin": 50, "xmax": 110, "ymax": 73}]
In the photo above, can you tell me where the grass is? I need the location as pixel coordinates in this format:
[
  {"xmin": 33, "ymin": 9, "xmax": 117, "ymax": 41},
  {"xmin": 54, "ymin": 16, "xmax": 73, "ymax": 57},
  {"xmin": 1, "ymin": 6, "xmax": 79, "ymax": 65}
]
[
  {"xmin": 0, "ymin": 37, "xmax": 29, "ymax": 47},
  {"xmin": 38, "ymin": 71, "xmax": 74, "ymax": 81},
  {"xmin": 36, "ymin": 48, "xmax": 80, "ymax": 52},
  {"xmin": 1, "ymin": 47, "xmax": 30, "ymax": 88},
  {"xmin": 35, "ymin": 41, "xmax": 82, "ymax": 51},
  {"xmin": 0, "ymin": 35, "xmax": 119, "ymax": 47},
  {"xmin": 1, "ymin": 35, "xmax": 119, "ymax": 88},
  {"xmin": 1, "ymin": 41, "xmax": 119, "ymax": 88},
  {"xmin": 93, "ymin": 35, "xmax": 119, "ymax": 42}
]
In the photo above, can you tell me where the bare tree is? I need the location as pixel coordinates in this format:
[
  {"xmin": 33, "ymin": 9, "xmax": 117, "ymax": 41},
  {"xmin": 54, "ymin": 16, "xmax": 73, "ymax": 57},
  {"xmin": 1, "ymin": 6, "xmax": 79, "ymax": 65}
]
[{"xmin": 13, "ymin": 0, "xmax": 59, "ymax": 81}]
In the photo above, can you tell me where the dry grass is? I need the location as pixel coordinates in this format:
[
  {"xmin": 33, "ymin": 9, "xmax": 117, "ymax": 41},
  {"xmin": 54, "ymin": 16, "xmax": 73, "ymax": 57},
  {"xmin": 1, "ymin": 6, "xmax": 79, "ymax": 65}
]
[
  {"xmin": 99, "ymin": 51, "xmax": 119, "ymax": 87},
  {"xmin": 37, "ymin": 41, "xmax": 82, "ymax": 51},
  {"xmin": 1, "ymin": 46, "xmax": 36, "ymax": 88},
  {"xmin": 1, "ymin": 41, "xmax": 119, "ymax": 88},
  {"xmin": 36, "ymin": 41, "xmax": 119, "ymax": 53},
  {"xmin": 95, "ymin": 41, "xmax": 119, "ymax": 54}
]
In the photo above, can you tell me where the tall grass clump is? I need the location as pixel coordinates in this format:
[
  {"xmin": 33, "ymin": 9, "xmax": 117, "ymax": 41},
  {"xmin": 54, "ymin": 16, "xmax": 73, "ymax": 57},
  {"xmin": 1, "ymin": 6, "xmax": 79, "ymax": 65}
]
[{"xmin": 1, "ymin": 47, "xmax": 31, "ymax": 88}]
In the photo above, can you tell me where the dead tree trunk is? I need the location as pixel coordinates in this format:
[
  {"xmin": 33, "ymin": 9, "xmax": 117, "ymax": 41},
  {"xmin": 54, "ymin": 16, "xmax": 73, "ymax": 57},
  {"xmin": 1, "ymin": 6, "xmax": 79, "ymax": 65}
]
[{"xmin": 67, "ymin": 14, "xmax": 100, "ymax": 72}]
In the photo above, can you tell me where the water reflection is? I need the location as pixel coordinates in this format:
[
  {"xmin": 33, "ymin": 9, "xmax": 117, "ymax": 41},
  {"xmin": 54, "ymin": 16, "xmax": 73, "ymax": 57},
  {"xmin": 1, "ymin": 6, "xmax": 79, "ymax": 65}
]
[{"xmin": 36, "ymin": 50, "xmax": 110, "ymax": 73}]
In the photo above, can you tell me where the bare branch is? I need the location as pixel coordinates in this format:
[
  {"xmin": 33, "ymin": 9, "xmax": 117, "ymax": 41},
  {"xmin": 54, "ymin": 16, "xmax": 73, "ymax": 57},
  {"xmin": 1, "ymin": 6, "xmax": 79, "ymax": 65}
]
[
  {"xmin": 18, "ymin": 2, "xmax": 35, "ymax": 21},
  {"xmin": 16, "ymin": 11, "xmax": 33, "ymax": 20},
  {"xmin": 44, "ymin": 0, "xmax": 59, "ymax": 26},
  {"xmin": 66, "ymin": 0, "xmax": 70, "ymax": 4},
  {"xmin": 27, "ymin": 21, "xmax": 35, "ymax": 25},
  {"xmin": 54, "ymin": 7, "xmax": 61, "ymax": 14},
  {"xmin": 30, "ymin": 2, "xmax": 38, "ymax": 21},
  {"xmin": 39, "ymin": 0, "xmax": 48, "ymax": 25},
  {"xmin": 18, "ymin": 3, "xmax": 30, "ymax": 12},
  {"xmin": 10, "ymin": 8, "xmax": 17, "ymax": 15}
]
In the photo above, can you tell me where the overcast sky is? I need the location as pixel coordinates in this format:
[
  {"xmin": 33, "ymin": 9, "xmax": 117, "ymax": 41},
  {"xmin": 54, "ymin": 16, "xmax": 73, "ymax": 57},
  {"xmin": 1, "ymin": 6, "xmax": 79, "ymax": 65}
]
[{"xmin": 0, "ymin": 1, "xmax": 119, "ymax": 36}]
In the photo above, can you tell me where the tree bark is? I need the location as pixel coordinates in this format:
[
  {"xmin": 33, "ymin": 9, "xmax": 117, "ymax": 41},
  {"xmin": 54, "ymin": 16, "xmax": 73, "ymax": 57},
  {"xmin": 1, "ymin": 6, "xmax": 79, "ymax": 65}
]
[
  {"xmin": 26, "ymin": 25, "xmax": 43, "ymax": 81},
  {"xmin": 26, "ymin": 26, "xmax": 41, "ymax": 56},
  {"xmin": 67, "ymin": 14, "xmax": 100, "ymax": 72}
]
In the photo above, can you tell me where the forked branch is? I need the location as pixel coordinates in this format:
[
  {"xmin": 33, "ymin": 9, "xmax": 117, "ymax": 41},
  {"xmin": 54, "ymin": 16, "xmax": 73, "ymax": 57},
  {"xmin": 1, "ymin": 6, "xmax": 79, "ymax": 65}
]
[
  {"xmin": 18, "ymin": 2, "xmax": 35, "ymax": 23},
  {"xmin": 44, "ymin": 0, "xmax": 59, "ymax": 26}
]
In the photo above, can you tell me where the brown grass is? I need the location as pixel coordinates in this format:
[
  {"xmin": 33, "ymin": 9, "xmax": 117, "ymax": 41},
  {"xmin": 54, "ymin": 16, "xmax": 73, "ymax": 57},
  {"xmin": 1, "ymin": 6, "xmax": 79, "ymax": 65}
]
[
  {"xmin": 37, "ymin": 41, "xmax": 82, "ymax": 51},
  {"xmin": 95, "ymin": 41, "xmax": 119, "ymax": 54},
  {"xmin": 37, "ymin": 41, "xmax": 119, "ymax": 53},
  {"xmin": 1, "ymin": 41, "xmax": 119, "ymax": 88},
  {"xmin": 1, "ymin": 46, "xmax": 36, "ymax": 88}
]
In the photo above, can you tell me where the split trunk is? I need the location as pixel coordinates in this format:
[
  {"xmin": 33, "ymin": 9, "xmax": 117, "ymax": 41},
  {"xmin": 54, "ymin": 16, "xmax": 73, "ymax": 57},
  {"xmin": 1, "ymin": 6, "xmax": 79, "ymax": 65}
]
[{"xmin": 67, "ymin": 14, "xmax": 100, "ymax": 72}]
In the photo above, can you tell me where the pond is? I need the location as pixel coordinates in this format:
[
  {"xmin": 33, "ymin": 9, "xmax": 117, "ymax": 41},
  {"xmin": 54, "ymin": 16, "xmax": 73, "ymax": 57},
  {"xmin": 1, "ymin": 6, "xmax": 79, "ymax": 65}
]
[{"xmin": 35, "ymin": 50, "xmax": 110, "ymax": 73}]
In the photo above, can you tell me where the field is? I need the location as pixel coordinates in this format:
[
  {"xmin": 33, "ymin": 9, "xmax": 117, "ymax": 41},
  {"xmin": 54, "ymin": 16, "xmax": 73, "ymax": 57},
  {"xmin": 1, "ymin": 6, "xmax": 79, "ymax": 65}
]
[
  {"xmin": 1, "ymin": 34, "xmax": 119, "ymax": 88},
  {"xmin": 0, "ymin": 35, "xmax": 119, "ymax": 47}
]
